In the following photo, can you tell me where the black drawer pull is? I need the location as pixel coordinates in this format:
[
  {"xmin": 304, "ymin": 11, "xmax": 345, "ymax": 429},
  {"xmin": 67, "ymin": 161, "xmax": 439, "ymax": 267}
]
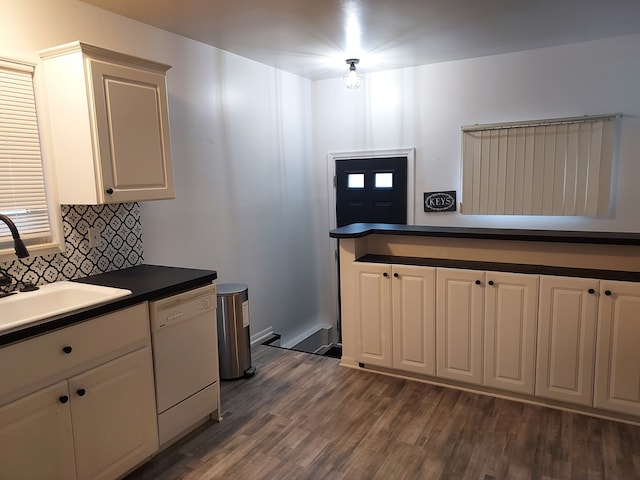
[
  {"xmin": 62, "ymin": 346, "xmax": 72, "ymax": 354},
  {"xmin": 383, "ymin": 272, "xmax": 388, "ymax": 277},
  {"xmin": 393, "ymin": 272, "xmax": 399, "ymax": 278},
  {"xmin": 59, "ymin": 395, "xmax": 69, "ymax": 404},
  {"xmin": 588, "ymin": 288, "xmax": 595, "ymax": 294},
  {"xmin": 488, "ymin": 280, "xmax": 494, "ymax": 286},
  {"xmin": 77, "ymin": 388, "xmax": 86, "ymax": 397},
  {"xmin": 605, "ymin": 290, "xmax": 612, "ymax": 296},
  {"xmin": 475, "ymin": 280, "xmax": 481, "ymax": 285}
]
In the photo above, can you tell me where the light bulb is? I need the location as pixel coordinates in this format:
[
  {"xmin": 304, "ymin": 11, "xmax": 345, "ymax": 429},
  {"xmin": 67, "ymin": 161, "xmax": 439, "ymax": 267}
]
[{"xmin": 343, "ymin": 59, "xmax": 361, "ymax": 89}]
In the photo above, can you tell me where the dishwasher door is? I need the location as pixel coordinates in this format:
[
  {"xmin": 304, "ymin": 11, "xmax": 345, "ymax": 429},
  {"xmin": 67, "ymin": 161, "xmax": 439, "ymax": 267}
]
[{"xmin": 149, "ymin": 284, "xmax": 218, "ymax": 414}]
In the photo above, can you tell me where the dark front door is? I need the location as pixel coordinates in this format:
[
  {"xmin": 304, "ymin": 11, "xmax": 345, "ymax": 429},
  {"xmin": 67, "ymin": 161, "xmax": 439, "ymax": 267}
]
[{"xmin": 335, "ymin": 157, "xmax": 408, "ymax": 227}]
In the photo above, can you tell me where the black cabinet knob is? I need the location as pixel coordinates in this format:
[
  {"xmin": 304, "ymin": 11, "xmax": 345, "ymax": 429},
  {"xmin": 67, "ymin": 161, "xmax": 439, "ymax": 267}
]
[
  {"xmin": 488, "ymin": 280, "xmax": 494, "ymax": 286},
  {"xmin": 382, "ymin": 272, "xmax": 388, "ymax": 278},
  {"xmin": 62, "ymin": 346, "xmax": 72, "ymax": 354},
  {"xmin": 393, "ymin": 273, "xmax": 399, "ymax": 278},
  {"xmin": 588, "ymin": 288, "xmax": 595, "ymax": 294},
  {"xmin": 76, "ymin": 388, "xmax": 86, "ymax": 397},
  {"xmin": 605, "ymin": 290, "xmax": 612, "ymax": 296},
  {"xmin": 59, "ymin": 395, "xmax": 69, "ymax": 404},
  {"xmin": 475, "ymin": 280, "xmax": 481, "ymax": 285},
  {"xmin": 106, "ymin": 188, "xmax": 114, "ymax": 194}
]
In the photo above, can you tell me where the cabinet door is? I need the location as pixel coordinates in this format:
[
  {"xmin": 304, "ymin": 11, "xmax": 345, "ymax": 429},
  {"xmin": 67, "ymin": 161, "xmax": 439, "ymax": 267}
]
[
  {"xmin": 352, "ymin": 263, "xmax": 392, "ymax": 368},
  {"xmin": 392, "ymin": 265, "xmax": 436, "ymax": 375},
  {"xmin": 594, "ymin": 281, "xmax": 640, "ymax": 416},
  {"xmin": 436, "ymin": 268, "xmax": 484, "ymax": 384},
  {"xmin": 89, "ymin": 59, "xmax": 174, "ymax": 203},
  {"xmin": 70, "ymin": 347, "xmax": 159, "ymax": 480},
  {"xmin": 484, "ymin": 272, "xmax": 538, "ymax": 394},
  {"xmin": 0, "ymin": 381, "xmax": 77, "ymax": 480},
  {"xmin": 536, "ymin": 276, "xmax": 598, "ymax": 405}
]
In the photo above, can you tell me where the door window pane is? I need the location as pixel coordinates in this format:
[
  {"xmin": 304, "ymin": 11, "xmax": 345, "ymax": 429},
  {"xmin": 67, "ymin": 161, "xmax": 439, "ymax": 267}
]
[
  {"xmin": 348, "ymin": 173, "xmax": 365, "ymax": 189},
  {"xmin": 375, "ymin": 173, "xmax": 393, "ymax": 188}
]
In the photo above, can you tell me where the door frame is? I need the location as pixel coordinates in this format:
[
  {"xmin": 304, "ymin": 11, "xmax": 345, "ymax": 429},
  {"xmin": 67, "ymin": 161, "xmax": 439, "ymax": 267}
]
[
  {"xmin": 326, "ymin": 147, "xmax": 416, "ymax": 341},
  {"xmin": 327, "ymin": 147, "xmax": 416, "ymax": 231}
]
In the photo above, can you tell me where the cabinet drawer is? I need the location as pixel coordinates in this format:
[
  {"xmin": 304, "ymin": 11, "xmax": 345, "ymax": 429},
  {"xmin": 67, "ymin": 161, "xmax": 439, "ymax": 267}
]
[{"xmin": 0, "ymin": 303, "xmax": 149, "ymax": 403}]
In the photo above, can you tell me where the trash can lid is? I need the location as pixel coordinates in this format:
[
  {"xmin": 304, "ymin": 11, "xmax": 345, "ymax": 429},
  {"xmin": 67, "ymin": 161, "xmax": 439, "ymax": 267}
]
[{"xmin": 217, "ymin": 283, "xmax": 248, "ymax": 295}]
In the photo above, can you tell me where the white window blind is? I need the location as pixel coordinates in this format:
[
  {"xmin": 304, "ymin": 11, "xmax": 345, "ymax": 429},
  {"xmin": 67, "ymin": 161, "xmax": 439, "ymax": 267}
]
[
  {"xmin": 0, "ymin": 59, "xmax": 54, "ymax": 252},
  {"xmin": 461, "ymin": 114, "xmax": 618, "ymax": 216}
]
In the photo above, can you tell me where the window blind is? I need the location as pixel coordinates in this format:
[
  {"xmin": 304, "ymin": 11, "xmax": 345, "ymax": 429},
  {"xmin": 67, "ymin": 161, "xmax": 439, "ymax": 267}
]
[
  {"xmin": 0, "ymin": 59, "xmax": 53, "ymax": 251},
  {"xmin": 461, "ymin": 114, "xmax": 617, "ymax": 216}
]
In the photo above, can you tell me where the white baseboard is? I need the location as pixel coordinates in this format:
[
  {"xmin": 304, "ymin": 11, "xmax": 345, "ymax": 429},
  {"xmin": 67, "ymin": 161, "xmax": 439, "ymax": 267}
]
[
  {"xmin": 250, "ymin": 326, "xmax": 274, "ymax": 346},
  {"xmin": 282, "ymin": 324, "xmax": 333, "ymax": 350}
]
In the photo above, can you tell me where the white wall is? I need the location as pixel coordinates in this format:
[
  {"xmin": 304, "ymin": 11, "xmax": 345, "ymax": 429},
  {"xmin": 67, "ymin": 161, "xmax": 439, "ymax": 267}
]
[
  {"xmin": 2, "ymin": 0, "xmax": 328, "ymax": 344},
  {"xmin": 6, "ymin": 1, "xmax": 640, "ymax": 345},
  {"xmin": 314, "ymin": 34, "xmax": 640, "ymax": 232},
  {"xmin": 313, "ymin": 34, "xmax": 640, "ymax": 325}
]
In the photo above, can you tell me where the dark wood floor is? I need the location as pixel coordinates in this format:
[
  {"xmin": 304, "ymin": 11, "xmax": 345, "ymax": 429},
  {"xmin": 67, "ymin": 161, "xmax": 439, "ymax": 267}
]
[{"xmin": 125, "ymin": 345, "xmax": 640, "ymax": 480}]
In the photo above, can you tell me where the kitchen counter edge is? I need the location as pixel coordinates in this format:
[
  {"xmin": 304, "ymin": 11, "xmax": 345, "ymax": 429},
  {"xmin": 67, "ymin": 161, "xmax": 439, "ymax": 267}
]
[
  {"xmin": 0, "ymin": 264, "xmax": 217, "ymax": 347},
  {"xmin": 329, "ymin": 223, "xmax": 640, "ymax": 245}
]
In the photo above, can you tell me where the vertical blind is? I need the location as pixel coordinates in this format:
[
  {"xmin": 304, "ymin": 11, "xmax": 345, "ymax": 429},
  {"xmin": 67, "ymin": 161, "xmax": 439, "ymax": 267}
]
[
  {"xmin": 0, "ymin": 59, "xmax": 53, "ymax": 250},
  {"xmin": 461, "ymin": 114, "xmax": 617, "ymax": 216}
]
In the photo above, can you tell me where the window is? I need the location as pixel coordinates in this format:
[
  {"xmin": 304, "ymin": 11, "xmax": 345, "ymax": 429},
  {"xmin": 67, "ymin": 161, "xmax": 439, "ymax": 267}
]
[
  {"xmin": 0, "ymin": 58, "xmax": 60, "ymax": 259},
  {"xmin": 461, "ymin": 114, "xmax": 618, "ymax": 216},
  {"xmin": 347, "ymin": 173, "xmax": 364, "ymax": 189},
  {"xmin": 375, "ymin": 172, "xmax": 393, "ymax": 188}
]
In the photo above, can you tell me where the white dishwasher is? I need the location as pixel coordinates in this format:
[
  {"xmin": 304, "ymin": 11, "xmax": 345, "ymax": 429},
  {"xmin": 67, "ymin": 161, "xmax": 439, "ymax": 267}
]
[{"xmin": 149, "ymin": 283, "xmax": 220, "ymax": 447}]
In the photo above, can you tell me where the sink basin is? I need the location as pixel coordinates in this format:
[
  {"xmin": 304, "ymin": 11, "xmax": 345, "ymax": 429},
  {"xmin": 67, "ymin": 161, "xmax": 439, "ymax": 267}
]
[{"xmin": 0, "ymin": 281, "xmax": 132, "ymax": 334}]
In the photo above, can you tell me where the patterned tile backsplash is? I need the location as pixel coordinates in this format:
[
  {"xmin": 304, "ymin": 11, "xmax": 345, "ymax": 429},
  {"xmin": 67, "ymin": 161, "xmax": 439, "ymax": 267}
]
[{"xmin": 0, "ymin": 203, "xmax": 143, "ymax": 287}]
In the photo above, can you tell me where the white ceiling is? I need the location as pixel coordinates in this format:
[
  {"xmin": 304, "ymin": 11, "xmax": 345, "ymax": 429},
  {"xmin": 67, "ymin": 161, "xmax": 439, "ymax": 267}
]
[{"xmin": 81, "ymin": 0, "xmax": 640, "ymax": 80}]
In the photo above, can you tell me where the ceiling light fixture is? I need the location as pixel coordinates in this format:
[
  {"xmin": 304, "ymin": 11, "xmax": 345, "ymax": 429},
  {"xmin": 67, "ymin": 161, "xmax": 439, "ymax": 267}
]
[{"xmin": 343, "ymin": 58, "xmax": 361, "ymax": 89}]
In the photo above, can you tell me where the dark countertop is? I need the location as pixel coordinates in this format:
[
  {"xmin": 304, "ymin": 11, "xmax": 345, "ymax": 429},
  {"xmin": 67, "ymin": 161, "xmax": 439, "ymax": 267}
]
[
  {"xmin": 0, "ymin": 264, "xmax": 217, "ymax": 347},
  {"xmin": 329, "ymin": 223, "xmax": 640, "ymax": 245}
]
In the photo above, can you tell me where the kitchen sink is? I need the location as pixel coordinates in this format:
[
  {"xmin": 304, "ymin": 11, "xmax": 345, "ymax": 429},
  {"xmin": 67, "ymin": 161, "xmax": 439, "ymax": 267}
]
[{"xmin": 0, "ymin": 281, "xmax": 132, "ymax": 334}]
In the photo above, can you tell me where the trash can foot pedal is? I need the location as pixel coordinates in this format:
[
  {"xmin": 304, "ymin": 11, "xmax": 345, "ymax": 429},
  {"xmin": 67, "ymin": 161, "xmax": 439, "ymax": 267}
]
[{"xmin": 244, "ymin": 367, "xmax": 256, "ymax": 378}]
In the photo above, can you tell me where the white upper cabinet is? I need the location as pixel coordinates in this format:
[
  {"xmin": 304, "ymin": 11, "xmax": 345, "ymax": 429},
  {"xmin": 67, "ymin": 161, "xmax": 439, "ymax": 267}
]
[{"xmin": 39, "ymin": 41, "xmax": 175, "ymax": 204}]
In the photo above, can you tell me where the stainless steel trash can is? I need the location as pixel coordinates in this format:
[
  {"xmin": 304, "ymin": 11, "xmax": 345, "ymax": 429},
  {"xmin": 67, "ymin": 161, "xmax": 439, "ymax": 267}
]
[{"xmin": 216, "ymin": 283, "xmax": 255, "ymax": 380}]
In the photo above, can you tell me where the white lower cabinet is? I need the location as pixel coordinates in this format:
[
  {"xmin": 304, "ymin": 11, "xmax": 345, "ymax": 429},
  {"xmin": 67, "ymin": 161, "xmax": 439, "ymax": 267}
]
[
  {"xmin": 594, "ymin": 280, "xmax": 640, "ymax": 416},
  {"xmin": 391, "ymin": 265, "xmax": 436, "ymax": 376},
  {"xmin": 352, "ymin": 263, "xmax": 435, "ymax": 374},
  {"xmin": 348, "ymin": 260, "xmax": 640, "ymax": 421},
  {"xmin": 71, "ymin": 348, "xmax": 158, "ymax": 480},
  {"xmin": 0, "ymin": 304, "xmax": 158, "ymax": 480},
  {"xmin": 436, "ymin": 269, "xmax": 538, "ymax": 392},
  {"xmin": 535, "ymin": 275, "xmax": 598, "ymax": 406},
  {"xmin": 353, "ymin": 262, "xmax": 393, "ymax": 368},
  {"xmin": 436, "ymin": 268, "xmax": 484, "ymax": 384},
  {"xmin": 483, "ymin": 272, "xmax": 539, "ymax": 395},
  {"xmin": 0, "ymin": 381, "xmax": 76, "ymax": 480}
]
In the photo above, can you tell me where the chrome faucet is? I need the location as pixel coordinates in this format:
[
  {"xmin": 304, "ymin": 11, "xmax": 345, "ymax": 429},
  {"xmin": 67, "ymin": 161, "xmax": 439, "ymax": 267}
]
[{"xmin": 0, "ymin": 214, "xmax": 30, "ymax": 294}]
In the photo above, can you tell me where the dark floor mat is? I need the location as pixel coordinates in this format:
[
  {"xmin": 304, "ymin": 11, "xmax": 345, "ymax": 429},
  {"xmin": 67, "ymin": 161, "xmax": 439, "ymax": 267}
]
[{"xmin": 322, "ymin": 345, "xmax": 342, "ymax": 358}]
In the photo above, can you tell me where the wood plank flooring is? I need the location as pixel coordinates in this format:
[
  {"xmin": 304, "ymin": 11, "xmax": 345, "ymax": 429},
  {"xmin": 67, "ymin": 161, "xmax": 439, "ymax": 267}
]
[{"xmin": 125, "ymin": 345, "xmax": 640, "ymax": 480}]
